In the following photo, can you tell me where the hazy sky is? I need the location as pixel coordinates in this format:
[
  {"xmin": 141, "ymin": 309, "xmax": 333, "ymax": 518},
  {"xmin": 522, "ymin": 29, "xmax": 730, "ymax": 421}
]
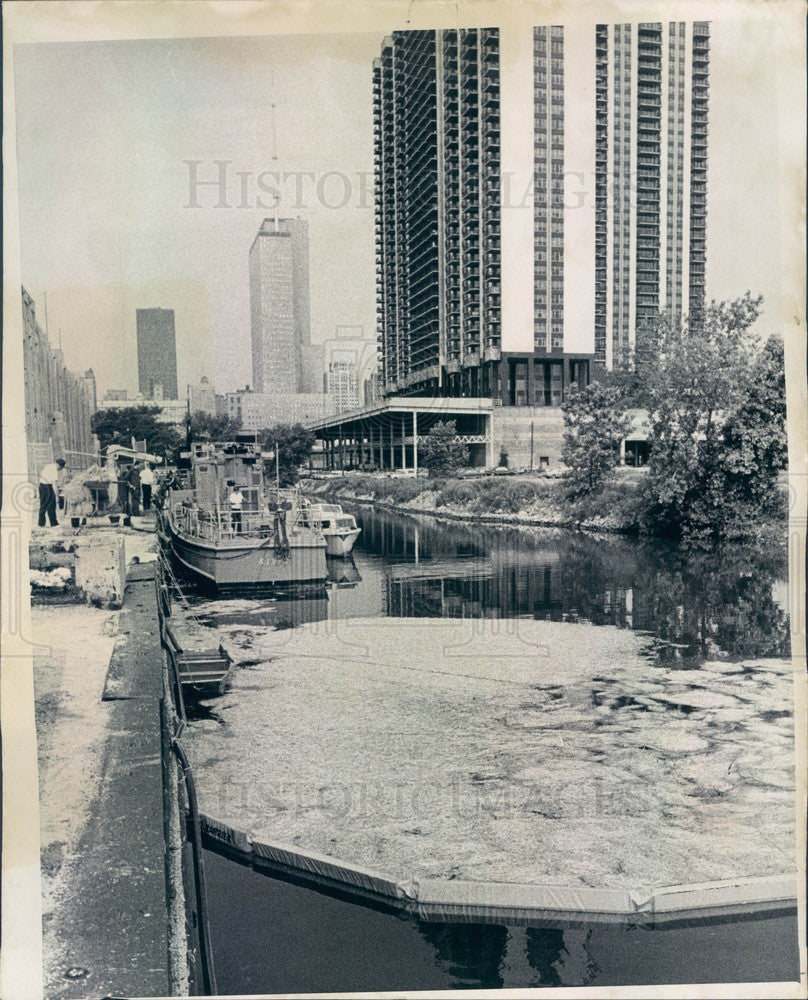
[{"xmin": 12, "ymin": 15, "xmax": 789, "ymax": 397}]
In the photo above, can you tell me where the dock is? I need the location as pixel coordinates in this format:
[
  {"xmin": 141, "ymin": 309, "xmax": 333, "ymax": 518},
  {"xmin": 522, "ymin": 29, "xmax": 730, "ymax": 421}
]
[{"xmin": 35, "ymin": 562, "xmax": 179, "ymax": 999}]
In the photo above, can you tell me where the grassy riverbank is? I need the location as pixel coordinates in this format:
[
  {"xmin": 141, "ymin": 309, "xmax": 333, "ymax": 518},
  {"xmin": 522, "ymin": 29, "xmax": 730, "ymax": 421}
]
[{"xmin": 306, "ymin": 471, "xmax": 647, "ymax": 534}]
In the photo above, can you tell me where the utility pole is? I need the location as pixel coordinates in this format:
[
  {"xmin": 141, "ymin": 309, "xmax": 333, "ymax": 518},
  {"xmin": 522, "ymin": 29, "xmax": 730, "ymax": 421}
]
[{"xmin": 530, "ymin": 421, "xmax": 534, "ymax": 472}]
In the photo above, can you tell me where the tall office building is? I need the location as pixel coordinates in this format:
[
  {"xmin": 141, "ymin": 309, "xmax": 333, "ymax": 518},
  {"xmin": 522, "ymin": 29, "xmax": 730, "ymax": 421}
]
[
  {"xmin": 136, "ymin": 308, "xmax": 178, "ymax": 399},
  {"xmin": 374, "ymin": 29, "xmax": 502, "ymax": 398},
  {"xmin": 249, "ymin": 217, "xmax": 317, "ymax": 394},
  {"xmin": 594, "ymin": 21, "xmax": 710, "ymax": 369}
]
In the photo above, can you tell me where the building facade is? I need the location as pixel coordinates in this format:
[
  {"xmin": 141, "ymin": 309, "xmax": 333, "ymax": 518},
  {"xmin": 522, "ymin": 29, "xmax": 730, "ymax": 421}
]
[
  {"xmin": 249, "ymin": 217, "xmax": 321, "ymax": 395},
  {"xmin": 594, "ymin": 21, "xmax": 709, "ymax": 369},
  {"xmin": 533, "ymin": 26, "xmax": 565, "ymax": 356},
  {"xmin": 189, "ymin": 375, "xmax": 217, "ymax": 416},
  {"xmin": 136, "ymin": 307, "xmax": 178, "ymax": 399},
  {"xmin": 373, "ymin": 27, "xmax": 596, "ymax": 405},
  {"xmin": 373, "ymin": 22, "xmax": 708, "ymax": 394},
  {"xmin": 98, "ymin": 391, "xmax": 188, "ymax": 429},
  {"xmin": 374, "ymin": 29, "xmax": 503, "ymax": 399},
  {"xmin": 82, "ymin": 369, "xmax": 98, "ymax": 414},
  {"xmin": 22, "ymin": 287, "xmax": 96, "ymax": 476},
  {"xmin": 323, "ymin": 333, "xmax": 378, "ymax": 413},
  {"xmin": 222, "ymin": 388, "xmax": 336, "ymax": 432}
]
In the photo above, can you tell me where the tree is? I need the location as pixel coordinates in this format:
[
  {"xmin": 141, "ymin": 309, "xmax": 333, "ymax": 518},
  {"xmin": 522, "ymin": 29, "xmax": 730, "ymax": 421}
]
[
  {"xmin": 257, "ymin": 423, "xmax": 315, "ymax": 487},
  {"xmin": 637, "ymin": 294, "xmax": 785, "ymax": 539},
  {"xmin": 561, "ymin": 381, "xmax": 631, "ymax": 497},
  {"xmin": 188, "ymin": 410, "xmax": 242, "ymax": 442},
  {"xmin": 418, "ymin": 420, "xmax": 469, "ymax": 478},
  {"xmin": 91, "ymin": 406, "xmax": 181, "ymax": 457},
  {"xmin": 720, "ymin": 334, "xmax": 787, "ymax": 518}
]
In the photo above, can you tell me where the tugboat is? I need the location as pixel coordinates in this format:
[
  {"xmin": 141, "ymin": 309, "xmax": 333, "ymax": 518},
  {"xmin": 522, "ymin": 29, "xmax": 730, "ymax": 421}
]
[
  {"xmin": 162, "ymin": 434, "xmax": 327, "ymax": 589},
  {"xmin": 302, "ymin": 501, "xmax": 362, "ymax": 556}
]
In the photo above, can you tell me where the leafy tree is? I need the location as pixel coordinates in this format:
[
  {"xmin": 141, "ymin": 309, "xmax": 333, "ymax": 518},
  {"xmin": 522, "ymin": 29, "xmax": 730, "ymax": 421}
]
[
  {"xmin": 720, "ymin": 335, "xmax": 787, "ymax": 516},
  {"xmin": 637, "ymin": 293, "xmax": 785, "ymax": 539},
  {"xmin": 561, "ymin": 381, "xmax": 631, "ymax": 497},
  {"xmin": 418, "ymin": 420, "xmax": 469, "ymax": 478},
  {"xmin": 91, "ymin": 405, "xmax": 181, "ymax": 457},
  {"xmin": 258, "ymin": 423, "xmax": 315, "ymax": 487},
  {"xmin": 188, "ymin": 410, "xmax": 242, "ymax": 442}
]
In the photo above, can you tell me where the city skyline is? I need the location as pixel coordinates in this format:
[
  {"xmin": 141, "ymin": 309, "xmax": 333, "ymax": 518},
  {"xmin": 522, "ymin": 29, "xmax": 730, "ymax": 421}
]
[{"xmin": 12, "ymin": 14, "xmax": 788, "ymax": 400}]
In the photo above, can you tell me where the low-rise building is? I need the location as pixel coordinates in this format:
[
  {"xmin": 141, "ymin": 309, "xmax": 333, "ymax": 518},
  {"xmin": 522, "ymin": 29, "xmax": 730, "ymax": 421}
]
[
  {"xmin": 98, "ymin": 391, "xmax": 188, "ymax": 429},
  {"xmin": 222, "ymin": 387, "xmax": 336, "ymax": 431}
]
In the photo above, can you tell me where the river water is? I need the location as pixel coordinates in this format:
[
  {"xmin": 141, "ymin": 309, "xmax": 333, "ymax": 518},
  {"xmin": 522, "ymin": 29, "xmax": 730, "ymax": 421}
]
[{"xmin": 180, "ymin": 504, "xmax": 798, "ymax": 992}]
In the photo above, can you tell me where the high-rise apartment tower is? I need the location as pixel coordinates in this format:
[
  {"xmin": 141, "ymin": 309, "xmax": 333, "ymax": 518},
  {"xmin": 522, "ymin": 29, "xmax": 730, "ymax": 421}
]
[
  {"xmin": 594, "ymin": 21, "xmax": 710, "ymax": 368},
  {"xmin": 374, "ymin": 29, "xmax": 502, "ymax": 398}
]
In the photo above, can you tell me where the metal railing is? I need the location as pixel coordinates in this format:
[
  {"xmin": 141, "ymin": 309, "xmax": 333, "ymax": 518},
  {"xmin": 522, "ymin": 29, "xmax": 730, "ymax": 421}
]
[{"xmin": 170, "ymin": 488, "xmax": 310, "ymax": 546}]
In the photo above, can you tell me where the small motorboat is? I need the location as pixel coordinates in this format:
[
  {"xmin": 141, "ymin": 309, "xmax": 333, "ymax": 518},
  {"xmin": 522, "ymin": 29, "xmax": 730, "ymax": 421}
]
[{"xmin": 302, "ymin": 501, "xmax": 361, "ymax": 557}]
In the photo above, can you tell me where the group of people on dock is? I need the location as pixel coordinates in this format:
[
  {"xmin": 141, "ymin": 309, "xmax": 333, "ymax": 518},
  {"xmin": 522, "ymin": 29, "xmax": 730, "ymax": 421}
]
[{"xmin": 36, "ymin": 457, "xmax": 157, "ymax": 527}]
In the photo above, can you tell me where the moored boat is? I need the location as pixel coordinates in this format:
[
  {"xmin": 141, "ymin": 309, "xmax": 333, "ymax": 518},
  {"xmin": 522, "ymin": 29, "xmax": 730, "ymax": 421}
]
[
  {"xmin": 164, "ymin": 436, "xmax": 327, "ymax": 589},
  {"xmin": 302, "ymin": 501, "xmax": 362, "ymax": 556}
]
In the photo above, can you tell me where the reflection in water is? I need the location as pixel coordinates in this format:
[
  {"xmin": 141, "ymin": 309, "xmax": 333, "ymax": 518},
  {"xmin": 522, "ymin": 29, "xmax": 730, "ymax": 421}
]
[
  {"xmin": 416, "ymin": 922, "xmax": 596, "ymax": 989},
  {"xmin": 326, "ymin": 554, "xmax": 362, "ymax": 587},
  {"xmin": 418, "ymin": 922, "xmax": 507, "ymax": 988},
  {"xmin": 352, "ymin": 506, "xmax": 790, "ymax": 661},
  {"xmin": 176, "ymin": 505, "xmax": 789, "ymax": 662}
]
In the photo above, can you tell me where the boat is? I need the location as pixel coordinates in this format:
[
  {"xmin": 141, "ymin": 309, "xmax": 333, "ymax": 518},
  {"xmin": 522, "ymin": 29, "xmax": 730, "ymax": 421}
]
[
  {"xmin": 302, "ymin": 501, "xmax": 362, "ymax": 556},
  {"xmin": 162, "ymin": 621, "xmax": 233, "ymax": 695},
  {"xmin": 162, "ymin": 435, "xmax": 327, "ymax": 589}
]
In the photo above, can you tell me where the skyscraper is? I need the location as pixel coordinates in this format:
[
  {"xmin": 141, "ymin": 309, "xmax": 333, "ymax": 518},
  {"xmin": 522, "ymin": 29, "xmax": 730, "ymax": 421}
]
[
  {"xmin": 594, "ymin": 21, "xmax": 710, "ymax": 369},
  {"xmin": 136, "ymin": 308, "xmax": 178, "ymax": 399},
  {"xmin": 249, "ymin": 217, "xmax": 315, "ymax": 394},
  {"xmin": 374, "ymin": 29, "xmax": 502, "ymax": 398}
]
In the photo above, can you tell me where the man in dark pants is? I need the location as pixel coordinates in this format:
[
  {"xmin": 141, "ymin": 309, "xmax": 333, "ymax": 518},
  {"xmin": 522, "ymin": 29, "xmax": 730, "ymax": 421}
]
[
  {"xmin": 125, "ymin": 462, "xmax": 141, "ymax": 516},
  {"xmin": 38, "ymin": 458, "xmax": 66, "ymax": 527},
  {"xmin": 140, "ymin": 463, "xmax": 155, "ymax": 511}
]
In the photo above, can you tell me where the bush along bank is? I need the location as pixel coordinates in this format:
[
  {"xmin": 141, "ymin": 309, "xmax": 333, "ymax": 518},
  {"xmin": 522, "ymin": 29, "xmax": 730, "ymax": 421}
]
[{"xmin": 304, "ymin": 472, "xmax": 647, "ymax": 535}]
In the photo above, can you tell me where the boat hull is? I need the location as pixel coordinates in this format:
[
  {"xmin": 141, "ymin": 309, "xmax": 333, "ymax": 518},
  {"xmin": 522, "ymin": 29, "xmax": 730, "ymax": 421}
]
[
  {"xmin": 324, "ymin": 529, "xmax": 361, "ymax": 557},
  {"xmin": 168, "ymin": 520, "xmax": 327, "ymax": 588}
]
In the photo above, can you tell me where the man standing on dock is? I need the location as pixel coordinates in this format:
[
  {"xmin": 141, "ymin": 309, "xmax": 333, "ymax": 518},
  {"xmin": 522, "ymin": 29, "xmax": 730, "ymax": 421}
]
[
  {"xmin": 125, "ymin": 461, "xmax": 142, "ymax": 517},
  {"xmin": 140, "ymin": 463, "xmax": 155, "ymax": 511},
  {"xmin": 38, "ymin": 457, "xmax": 66, "ymax": 527}
]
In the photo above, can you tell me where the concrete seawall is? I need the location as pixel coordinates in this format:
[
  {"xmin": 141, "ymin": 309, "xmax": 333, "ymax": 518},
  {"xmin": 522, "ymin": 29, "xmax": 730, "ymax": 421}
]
[
  {"xmin": 34, "ymin": 559, "xmax": 186, "ymax": 998},
  {"xmin": 30, "ymin": 528, "xmax": 129, "ymax": 607}
]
